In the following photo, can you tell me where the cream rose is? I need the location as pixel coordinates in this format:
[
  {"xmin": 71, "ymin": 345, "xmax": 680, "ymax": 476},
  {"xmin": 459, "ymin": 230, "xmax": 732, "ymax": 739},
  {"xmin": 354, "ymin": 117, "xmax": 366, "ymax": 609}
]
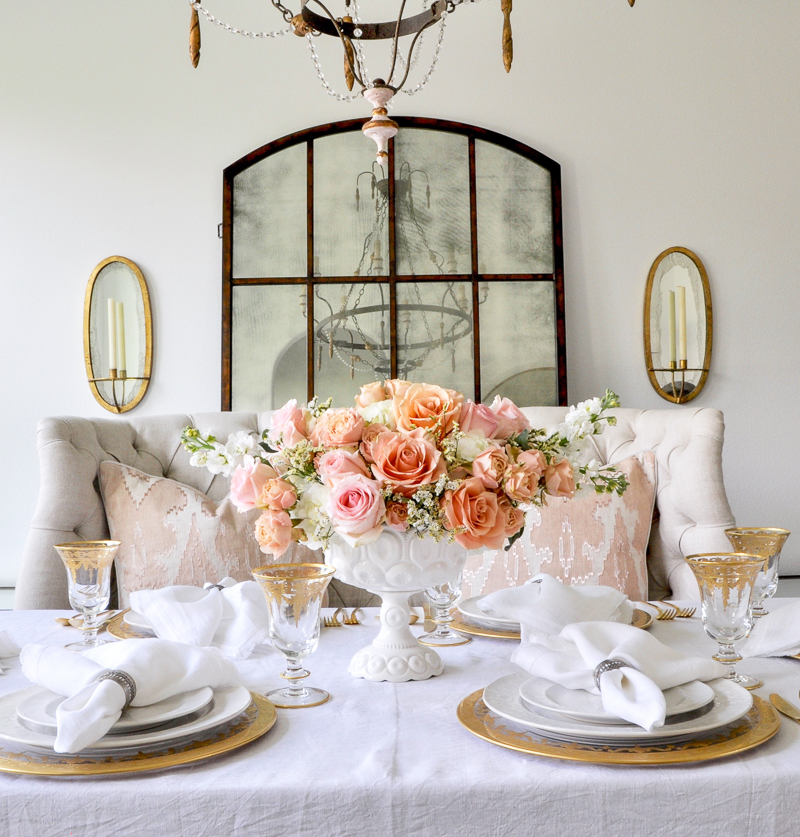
[
  {"xmin": 370, "ymin": 428, "xmax": 447, "ymax": 497},
  {"xmin": 393, "ymin": 382, "xmax": 463, "ymax": 435},
  {"xmin": 443, "ymin": 477, "xmax": 507, "ymax": 550}
]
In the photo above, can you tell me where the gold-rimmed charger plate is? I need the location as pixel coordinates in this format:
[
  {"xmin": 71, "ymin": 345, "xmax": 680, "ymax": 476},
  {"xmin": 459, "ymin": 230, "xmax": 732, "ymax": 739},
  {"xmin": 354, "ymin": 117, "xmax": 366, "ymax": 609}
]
[
  {"xmin": 0, "ymin": 693, "xmax": 276, "ymax": 776},
  {"xmin": 106, "ymin": 609, "xmax": 154, "ymax": 640},
  {"xmin": 451, "ymin": 607, "xmax": 652, "ymax": 640},
  {"xmin": 457, "ymin": 690, "xmax": 779, "ymax": 765}
]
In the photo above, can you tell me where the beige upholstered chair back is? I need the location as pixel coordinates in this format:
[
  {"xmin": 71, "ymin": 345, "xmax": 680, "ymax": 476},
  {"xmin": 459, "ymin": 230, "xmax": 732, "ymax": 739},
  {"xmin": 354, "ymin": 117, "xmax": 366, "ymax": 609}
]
[{"xmin": 16, "ymin": 407, "xmax": 735, "ymax": 609}]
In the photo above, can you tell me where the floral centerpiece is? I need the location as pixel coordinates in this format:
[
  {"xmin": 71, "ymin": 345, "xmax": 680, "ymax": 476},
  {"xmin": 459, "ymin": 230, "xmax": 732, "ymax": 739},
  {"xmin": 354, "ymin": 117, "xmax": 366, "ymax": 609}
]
[
  {"xmin": 182, "ymin": 382, "xmax": 627, "ymax": 557},
  {"xmin": 182, "ymin": 382, "xmax": 627, "ymax": 682}
]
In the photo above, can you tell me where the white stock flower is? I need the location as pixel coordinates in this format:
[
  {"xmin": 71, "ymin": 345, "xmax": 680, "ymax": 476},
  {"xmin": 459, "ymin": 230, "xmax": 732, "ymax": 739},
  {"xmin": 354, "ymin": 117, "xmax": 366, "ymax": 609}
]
[
  {"xmin": 205, "ymin": 443, "xmax": 233, "ymax": 476},
  {"xmin": 583, "ymin": 459, "xmax": 603, "ymax": 479},
  {"xmin": 456, "ymin": 431, "xmax": 492, "ymax": 463},
  {"xmin": 189, "ymin": 450, "xmax": 210, "ymax": 468},
  {"xmin": 225, "ymin": 431, "xmax": 260, "ymax": 459},
  {"xmin": 356, "ymin": 399, "xmax": 396, "ymax": 429}
]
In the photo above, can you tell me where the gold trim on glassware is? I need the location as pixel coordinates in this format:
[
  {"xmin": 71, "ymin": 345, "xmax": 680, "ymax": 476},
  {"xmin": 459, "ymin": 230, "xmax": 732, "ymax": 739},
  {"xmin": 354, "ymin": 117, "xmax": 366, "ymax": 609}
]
[{"xmin": 724, "ymin": 528, "xmax": 791, "ymax": 559}]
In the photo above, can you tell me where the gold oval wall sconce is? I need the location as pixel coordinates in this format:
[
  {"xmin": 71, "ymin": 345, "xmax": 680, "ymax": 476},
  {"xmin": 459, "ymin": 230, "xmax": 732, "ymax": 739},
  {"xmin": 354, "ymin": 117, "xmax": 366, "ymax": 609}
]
[
  {"xmin": 84, "ymin": 256, "xmax": 152, "ymax": 413},
  {"xmin": 644, "ymin": 247, "xmax": 712, "ymax": 404}
]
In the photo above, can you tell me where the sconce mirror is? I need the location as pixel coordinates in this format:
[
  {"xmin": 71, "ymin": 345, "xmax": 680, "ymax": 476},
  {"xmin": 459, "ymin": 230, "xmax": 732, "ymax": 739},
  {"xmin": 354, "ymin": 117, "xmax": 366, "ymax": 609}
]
[
  {"xmin": 644, "ymin": 247, "xmax": 712, "ymax": 404},
  {"xmin": 84, "ymin": 256, "xmax": 152, "ymax": 413}
]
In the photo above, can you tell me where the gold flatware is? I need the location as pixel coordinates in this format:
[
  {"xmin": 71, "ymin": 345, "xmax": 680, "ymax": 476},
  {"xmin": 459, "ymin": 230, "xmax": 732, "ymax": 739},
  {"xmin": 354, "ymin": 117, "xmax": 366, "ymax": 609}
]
[
  {"xmin": 769, "ymin": 694, "xmax": 800, "ymax": 723},
  {"xmin": 54, "ymin": 610, "xmax": 118, "ymax": 630},
  {"xmin": 322, "ymin": 612, "xmax": 342, "ymax": 628},
  {"xmin": 648, "ymin": 602, "xmax": 677, "ymax": 621},
  {"xmin": 342, "ymin": 608, "xmax": 362, "ymax": 625},
  {"xmin": 664, "ymin": 603, "xmax": 696, "ymax": 618}
]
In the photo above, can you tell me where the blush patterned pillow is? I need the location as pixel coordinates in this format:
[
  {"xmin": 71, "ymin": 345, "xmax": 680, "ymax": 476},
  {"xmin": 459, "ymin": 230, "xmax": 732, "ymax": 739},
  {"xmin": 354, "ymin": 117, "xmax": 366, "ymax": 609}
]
[
  {"xmin": 461, "ymin": 451, "xmax": 657, "ymax": 602},
  {"xmin": 99, "ymin": 462, "xmax": 315, "ymax": 608}
]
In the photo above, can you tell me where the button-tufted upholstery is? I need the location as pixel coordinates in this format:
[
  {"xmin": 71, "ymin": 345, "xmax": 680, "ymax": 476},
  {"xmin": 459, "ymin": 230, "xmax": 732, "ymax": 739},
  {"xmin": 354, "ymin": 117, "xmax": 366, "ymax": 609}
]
[{"xmin": 15, "ymin": 407, "xmax": 735, "ymax": 609}]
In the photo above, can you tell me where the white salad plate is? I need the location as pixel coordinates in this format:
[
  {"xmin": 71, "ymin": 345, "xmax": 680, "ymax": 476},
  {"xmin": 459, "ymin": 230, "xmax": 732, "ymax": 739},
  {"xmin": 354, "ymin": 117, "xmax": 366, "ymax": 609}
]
[
  {"xmin": 17, "ymin": 685, "xmax": 214, "ymax": 735},
  {"xmin": 457, "ymin": 597, "xmax": 520, "ymax": 629},
  {"xmin": 518, "ymin": 675, "xmax": 715, "ymax": 726},
  {"xmin": 483, "ymin": 672, "xmax": 752, "ymax": 745},
  {"xmin": 0, "ymin": 685, "xmax": 252, "ymax": 753},
  {"xmin": 123, "ymin": 610, "xmax": 154, "ymax": 630}
]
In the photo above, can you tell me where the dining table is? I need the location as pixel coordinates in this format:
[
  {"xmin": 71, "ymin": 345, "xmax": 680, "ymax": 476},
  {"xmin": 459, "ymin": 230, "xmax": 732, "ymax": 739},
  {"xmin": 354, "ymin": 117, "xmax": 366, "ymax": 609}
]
[{"xmin": 0, "ymin": 602, "xmax": 798, "ymax": 837}]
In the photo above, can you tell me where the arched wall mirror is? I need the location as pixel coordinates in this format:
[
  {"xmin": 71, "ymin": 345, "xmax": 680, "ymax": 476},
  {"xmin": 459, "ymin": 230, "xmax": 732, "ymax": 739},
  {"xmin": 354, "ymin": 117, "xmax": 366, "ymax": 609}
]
[
  {"xmin": 84, "ymin": 255, "xmax": 153, "ymax": 413},
  {"xmin": 644, "ymin": 247, "xmax": 712, "ymax": 404},
  {"xmin": 222, "ymin": 117, "xmax": 566, "ymax": 410}
]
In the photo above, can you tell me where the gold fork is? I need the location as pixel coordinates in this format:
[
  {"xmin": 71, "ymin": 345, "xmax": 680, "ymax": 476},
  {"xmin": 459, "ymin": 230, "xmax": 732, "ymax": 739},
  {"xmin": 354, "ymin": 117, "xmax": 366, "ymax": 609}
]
[
  {"xmin": 664, "ymin": 602, "xmax": 697, "ymax": 618},
  {"xmin": 648, "ymin": 602, "xmax": 677, "ymax": 621},
  {"xmin": 342, "ymin": 608, "xmax": 363, "ymax": 625},
  {"xmin": 322, "ymin": 608, "xmax": 344, "ymax": 628}
]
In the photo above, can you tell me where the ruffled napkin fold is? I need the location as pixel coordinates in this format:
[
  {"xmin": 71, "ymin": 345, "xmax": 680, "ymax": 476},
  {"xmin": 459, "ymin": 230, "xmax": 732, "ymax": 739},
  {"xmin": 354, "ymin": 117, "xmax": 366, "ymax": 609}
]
[
  {"xmin": 512, "ymin": 621, "xmax": 727, "ymax": 730},
  {"xmin": 740, "ymin": 601, "xmax": 800, "ymax": 658},
  {"xmin": 130, "ymin": 577, "xmax": 270, "ymax": 660},
  {"xmin": 21, "ymin": 639, "xmax": 240, "ymax": 753},
  {"xmin": 0, "ymin": 631, "xmax": 20, "ymax": 673},
  {"xmin": 477, "ymin": 574, "xmax": 634, "ymax": 634}
]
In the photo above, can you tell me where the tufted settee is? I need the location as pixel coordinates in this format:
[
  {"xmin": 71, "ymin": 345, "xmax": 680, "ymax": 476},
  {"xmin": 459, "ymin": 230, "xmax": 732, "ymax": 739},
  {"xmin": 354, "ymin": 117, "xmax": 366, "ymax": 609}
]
[{"xmin": 15, "ymin": 407, "xmax": 736, "ymax": 610}]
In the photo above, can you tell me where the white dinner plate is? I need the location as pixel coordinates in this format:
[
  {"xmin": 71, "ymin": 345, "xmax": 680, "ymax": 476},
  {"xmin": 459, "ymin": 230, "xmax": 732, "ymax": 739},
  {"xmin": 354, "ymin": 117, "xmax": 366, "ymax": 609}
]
[
  {"xmin": 518, "ymin": 676, "xmax": 714, "ymax": 726},
  {"xmin": 483, "ymin": 672, "xmax": 752, "ymax": 744},
  {"xmin": 123, "ymin": 610, "xmax": 154, "ymax": 630},
  {"xmin": 0, "ymin": 685, "xmax": 252, "ymax": 753},
  {"xmin": 17, "ymin": 685, "xmax": 214, "ymax": 735},
  {"xmin": 457, "ymin": 597, "xmax": 520, "ymax": 629}
]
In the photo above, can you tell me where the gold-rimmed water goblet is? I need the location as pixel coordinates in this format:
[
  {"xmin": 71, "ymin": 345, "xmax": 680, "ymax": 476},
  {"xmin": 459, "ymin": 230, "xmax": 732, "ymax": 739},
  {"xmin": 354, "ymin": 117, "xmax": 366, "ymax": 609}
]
[
  {"xmin": 252, "ymin": 563, "xmax": 335, "ymax": 709},
  {"xmin": 54, "ymin": 540, "xmax": 120, "ymax": 651},
  {"xmin": 686, "ymin": 552, "xmax": 766, "ymax": 690},
  {"xmin": 419, "ymin": 570, "xmax": 471, "ymax": 648},
  {"xmin": 725, "ymin": 528, "xmax": 791, "ymax": 618}
]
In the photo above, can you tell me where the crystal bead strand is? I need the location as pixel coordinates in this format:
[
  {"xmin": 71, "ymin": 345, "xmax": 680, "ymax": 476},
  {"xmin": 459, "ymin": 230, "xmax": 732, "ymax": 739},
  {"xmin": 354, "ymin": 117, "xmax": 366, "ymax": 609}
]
[
  {"xmin": 306, "ymin": 36, "xmax": 363, "ymax": 102},
  {"xmin": 402, "ymin": 11, "xmax": 448, "ymax": 96},
  {"xmin": 191, "ymin": 2, "xmax": 291, "ymax": 39}
]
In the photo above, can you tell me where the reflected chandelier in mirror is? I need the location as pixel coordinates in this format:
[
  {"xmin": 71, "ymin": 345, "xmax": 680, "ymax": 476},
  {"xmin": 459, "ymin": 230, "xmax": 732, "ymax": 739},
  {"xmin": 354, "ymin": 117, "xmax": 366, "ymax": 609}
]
[{"xmin": 222, "ymin": 118, "xmax": 566, "ymax": 410}]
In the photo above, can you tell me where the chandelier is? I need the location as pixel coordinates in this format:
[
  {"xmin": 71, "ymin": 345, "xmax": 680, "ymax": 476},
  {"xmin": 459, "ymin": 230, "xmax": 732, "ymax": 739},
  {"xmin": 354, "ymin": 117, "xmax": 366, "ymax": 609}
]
[
  {"xmin": 189, "ymin": 1, "xmax": 636, "ymax": 162},
  {"xmin": 312, "ymin": 161, "xmax": 481, "ymax": 379}
]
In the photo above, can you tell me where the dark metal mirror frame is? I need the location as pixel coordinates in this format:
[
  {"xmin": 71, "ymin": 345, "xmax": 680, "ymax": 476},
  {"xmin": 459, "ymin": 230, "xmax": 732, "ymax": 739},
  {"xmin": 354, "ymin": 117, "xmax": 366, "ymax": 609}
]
[{"xmin": 221, "ymin": 117, "xmax": 566, "ymax": 409}]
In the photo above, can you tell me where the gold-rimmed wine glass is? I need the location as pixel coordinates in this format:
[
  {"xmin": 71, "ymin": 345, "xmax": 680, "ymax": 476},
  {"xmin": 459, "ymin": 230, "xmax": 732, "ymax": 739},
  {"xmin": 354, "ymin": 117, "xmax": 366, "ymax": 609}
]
[
  {"xmin": 54, "ymin": 540, "xmax": 120, "ymax": 650},
  {"xmin": 686, "ymin": 552, "xmax": 765, "ymax": 690},
  {"xmin": 252, "ymin": 563, "xmax": 335, "ymax": 709},
  {"xmin": 725, "ymin": 528, "xmax": 790, "ymax": 618}
]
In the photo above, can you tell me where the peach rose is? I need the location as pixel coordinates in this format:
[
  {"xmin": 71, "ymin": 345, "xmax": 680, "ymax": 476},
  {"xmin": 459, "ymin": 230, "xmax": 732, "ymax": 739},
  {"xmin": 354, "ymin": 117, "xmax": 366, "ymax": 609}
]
[
  {"xmin": 459, "ymin": 401, "xmax": 500, "ymax": 438},
  {"xmin": 254, "ymin": 508, "xmax": 293, "ymax": 557},
  {"xmin": 471, "ymin": 446, "xmax": 509, "ymax": 490},
  {"xmin": 269, "ymin": 399, "xmax": 309, "ymax": 448},
  {"xmin": 384, "ymin": 379, "xmax": 411, "ymax": 399},
  {"xmin": 316, "ymin": 449, "xmax": 370, "ymax": 486},
  {"xmin": 370, "ymin": 428, "xmax": 447, "ymax": 497},
  {"xmin": 355, "ymin": 381, "xmax": 388, "ymax": 408},
  {"xmin": 257, "ymin": 478, "xmax": 297, "ymax": 511},
  {"xmin": 385, "ymin": 500, "xmax": 410, "ymax": 532},
  {"xmin": 544, "ymin": 458, "xmax": 576, "ymax": 499},
  {"xmin": 503, "ymin": 464, "xmax": 539, "ymax": 503},
  {"xmin": 517, "ymin": 449, "xmax": 547, "ymax": 480},
  {"xmin": 443, "ymin": 477, "xmax": 508, "ymax": 550},
  {"xmin": 497, "ymin": 494, "xmax": 526, "ymax": 539},
  {"xmin": 359, "ymin": 422, "xmax": 390, "ymax": 464},
  {"xmin": 310, "ymin": 408, "xmax": 365, "ymax": 449},
  {"xmin": 393, "ymin": 382, "xmax": 464, "ymax": 436},
  {"xmin": 489, "ymin": 396, "xmax": 530, "ymax": 440},
  {"xmin": 229, "ymin": 457, "xmax": 278, "ymax": 512},
  {"xmin": 326, "ymin": 475, "xmax": 386, "ymax": 547}
]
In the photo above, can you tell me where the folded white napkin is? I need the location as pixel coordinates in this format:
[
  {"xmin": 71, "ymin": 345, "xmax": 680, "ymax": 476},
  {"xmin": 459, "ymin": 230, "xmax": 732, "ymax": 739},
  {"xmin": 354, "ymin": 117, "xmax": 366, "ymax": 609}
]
[
  {"xmin": 20, "ymin": 639, "xmax": 240, "ymax": 753},
  {"xmin": 477, "ymin": 574, "xmax": 634, "ymax": 634},
  {"xmin": 129, "ymin": 577, "xmax": 270, "ymax": 660},
  {"xmin": 740, "ymin": 601, "xmax": 800, "ymax": 657},
  {"xmin": 512, "ymin": 621, "xmax": 727, "ymax": 730},
  {"xmin": 0, "ymin": 631, "xmax": 20, "ymax": 673}
]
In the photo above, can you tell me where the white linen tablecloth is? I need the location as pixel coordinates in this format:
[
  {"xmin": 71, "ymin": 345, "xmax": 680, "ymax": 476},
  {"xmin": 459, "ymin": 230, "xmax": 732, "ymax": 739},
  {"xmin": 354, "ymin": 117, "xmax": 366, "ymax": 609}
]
[{"xmin": 0, "ymin": 604, "xmax": 798, "ymax": 837}]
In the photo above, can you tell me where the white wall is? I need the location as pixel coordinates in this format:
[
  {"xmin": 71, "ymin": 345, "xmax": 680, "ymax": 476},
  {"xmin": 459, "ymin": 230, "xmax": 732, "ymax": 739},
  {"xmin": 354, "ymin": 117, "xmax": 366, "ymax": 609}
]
[{"xmin": 2, "ymin": 1, "xmax": 799, "ymax": 587}]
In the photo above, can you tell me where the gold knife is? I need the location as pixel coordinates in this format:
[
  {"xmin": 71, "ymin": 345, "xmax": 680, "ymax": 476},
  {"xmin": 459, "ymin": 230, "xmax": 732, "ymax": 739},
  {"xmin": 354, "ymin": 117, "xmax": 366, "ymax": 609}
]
[{"xmin": 769, "ymin": 694, "xmax": 800, "ymax": 723}]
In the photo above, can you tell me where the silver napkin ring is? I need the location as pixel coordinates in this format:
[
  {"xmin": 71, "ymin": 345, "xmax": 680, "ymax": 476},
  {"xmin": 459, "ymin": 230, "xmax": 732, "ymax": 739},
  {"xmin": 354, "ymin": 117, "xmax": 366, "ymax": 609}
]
[
  {"xmin": 96, "ymin": 670, "xmax": 137, "ymax": 708},
  {"xmin": 593, "ymin": 658, "xmax": 628, "ymax": 690}
]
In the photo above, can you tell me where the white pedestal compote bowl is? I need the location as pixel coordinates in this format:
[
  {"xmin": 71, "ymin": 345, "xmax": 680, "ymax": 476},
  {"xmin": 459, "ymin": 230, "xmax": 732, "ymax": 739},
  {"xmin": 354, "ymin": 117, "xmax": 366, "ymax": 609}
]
[{"xmin": 325, "ymin": 528, "xmax": 470, "ymax": 682}]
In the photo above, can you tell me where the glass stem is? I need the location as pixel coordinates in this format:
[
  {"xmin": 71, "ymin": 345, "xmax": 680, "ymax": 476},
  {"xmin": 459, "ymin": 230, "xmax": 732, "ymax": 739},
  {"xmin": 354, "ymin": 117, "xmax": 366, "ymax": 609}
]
[
  {"xmin": 714, "ymin": 642, "xmax": 742, "ymax": 681},
  {"xmin": 282, "ymin": 659, "xmax": 310, "ymax": 698},
  {"xmin": 432, "ymin": 604, "xmax": 453, "ymax": 638},
  {"xmin": 82, "ymin": 612, "xmax": 100, "ymax": 645}
]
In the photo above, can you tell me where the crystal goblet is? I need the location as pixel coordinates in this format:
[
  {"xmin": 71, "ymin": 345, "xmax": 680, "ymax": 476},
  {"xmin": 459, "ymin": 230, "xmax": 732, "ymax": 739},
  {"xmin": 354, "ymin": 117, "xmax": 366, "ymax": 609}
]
[
  {"xmin": 252, "ymin": 563, "xmax": 335, "ymax": 709},
  {"xmin": 419, "ymin": 570, "xmax": 471, "ymax": 647},
  {"xmin": 725, "ymin": 528, "xmax": 791, "ymax": 618},
  {"xmin": 686, "ymin": 552, "xmax": 766, "ymax": 690},
  {"xmin": 54, "ymin": 540, "xmax": 120, "ymax": 650}
]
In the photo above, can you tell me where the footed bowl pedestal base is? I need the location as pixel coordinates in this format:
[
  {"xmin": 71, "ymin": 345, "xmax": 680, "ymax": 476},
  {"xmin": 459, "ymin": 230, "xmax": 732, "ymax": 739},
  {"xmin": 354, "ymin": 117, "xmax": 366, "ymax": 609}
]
[{"xmin": 348, "ymin": 591, "xmax": 443, "ymax": 682}]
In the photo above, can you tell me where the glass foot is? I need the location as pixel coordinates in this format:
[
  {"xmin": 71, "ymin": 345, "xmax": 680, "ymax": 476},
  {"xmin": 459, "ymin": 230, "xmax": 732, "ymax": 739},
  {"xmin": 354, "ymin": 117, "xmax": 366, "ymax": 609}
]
[
  {"xmin": 64, "ymin": 637, "xmax": 109, "ymax": 651},
  {"xmin": 733, "ymin": 674, "xmax": 762, "ymax": 691},
  {"xmin": 266, "ymin": 686, "xmax": 330, "ymax": 709},
  {"xmin": 418, "ymin": 630, "xmax": 471, "ymax": 647}
]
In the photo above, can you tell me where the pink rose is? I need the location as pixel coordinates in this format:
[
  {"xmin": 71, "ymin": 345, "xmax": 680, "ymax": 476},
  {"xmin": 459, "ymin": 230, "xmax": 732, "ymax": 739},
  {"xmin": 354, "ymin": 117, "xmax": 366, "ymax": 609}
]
[
  {"xmin": 269, "ymin": 399, "xmax": 309, "ymax": 448},
  {"xmin": 370, "ymin": 428, "xmax": 447, "ymax": 497},
  {"xmin": 257, "ymin": 478, "xmax": 297, "ymax": 510},
  {"xmin": 254, "ymin": 508, "xmax": 293, "ymax": 557},
  {"xmin": 517, "ymin": 449, "xmax": 547, "ymax": 479},
  {"xmin": 316, "ymin": 449, "xmax": 370, "ymax": 486},
  {"xmin": 355, "ymin": 381, "xmax": 388, "ymax": 408},
  {"xmin": 489, "ymin": 396, "xmax": 530, "ymax": 440},
  {"xmin": 471, "ymin": 446, "xmax": 509, "ymax": 490},
  {"xmin": 497, "ymin": 495, "xmax": 526, "ymax": 539},
  {"xmin": 393, "ymin": 382, "xmax": 464, "ymax": 436},
  {"xmin": 327, "ymin": 475, "xmax": 386, "ymax": 547},
  {"xmin": 503, "ymin": 449, "xmax": 547, "ymax": 502},
  {"xmin": 459, "ymin": 401, "xmax": 500, "ymax": 438},
  {"xmin": 310, "ymin": 408, "xmax": 365, "ymax": 449},
  {"xmin": 544, "ymin": 458, "xmax": 576, "ymax": 499},
  {"xmin": 384, "ymin": 379, "xmax": 411, "ymax": 399},
  {"xmin": 385, "ymin": 500, "xmax": 410, "ymax": 532},
  {"xmin": 359, "ymin": 423, "xmax": 390, "ymax": 464},
  {"xmin": 443, "ymin": 477, "xmax": 507, "ymax": 551},
  {"xmin": 229, "ymin": 457, "xmax": 278, "ymax": 512}
]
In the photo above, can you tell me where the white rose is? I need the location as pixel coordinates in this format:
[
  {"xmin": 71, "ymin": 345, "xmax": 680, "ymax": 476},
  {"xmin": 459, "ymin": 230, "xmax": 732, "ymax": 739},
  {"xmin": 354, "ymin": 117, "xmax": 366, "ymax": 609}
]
[
  {"xmin": 456, "ymin": 431, "xmax": 492, "ymax": 462},
  {"xmin": 356, "ymin": 399, "xmax": 397, "ymax": 429}
]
